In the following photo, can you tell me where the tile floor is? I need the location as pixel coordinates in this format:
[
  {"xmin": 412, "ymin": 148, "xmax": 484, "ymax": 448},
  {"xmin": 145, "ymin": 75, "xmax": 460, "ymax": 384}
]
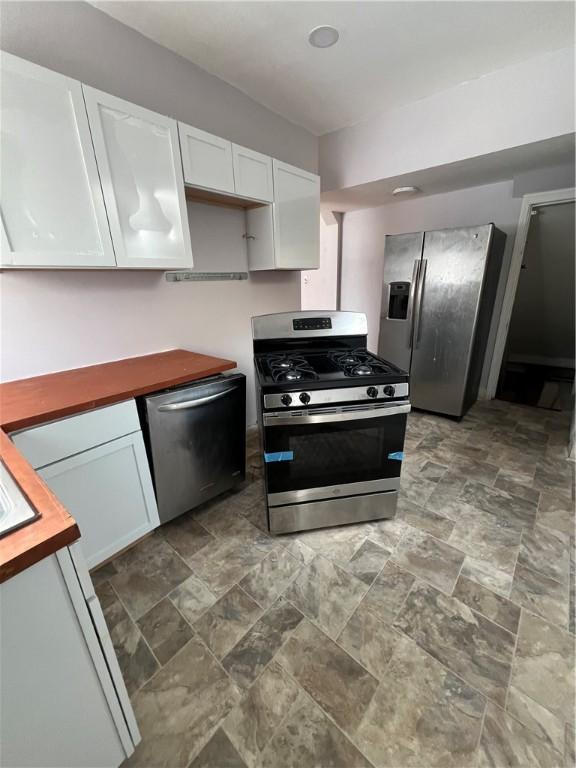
[{"xmin": 92, "ymin": 398, "xmax": 575, "ymax": 768}]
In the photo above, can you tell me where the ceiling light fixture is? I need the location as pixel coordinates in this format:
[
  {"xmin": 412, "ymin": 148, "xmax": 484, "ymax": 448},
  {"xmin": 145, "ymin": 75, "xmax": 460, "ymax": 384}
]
[
  {"xmin": 308, "ymin": 25, "xmax": 339, "ymax": 49},
  {"xmin": 392, "ymin": 186, "xmax": 421, "ymax": 196}
]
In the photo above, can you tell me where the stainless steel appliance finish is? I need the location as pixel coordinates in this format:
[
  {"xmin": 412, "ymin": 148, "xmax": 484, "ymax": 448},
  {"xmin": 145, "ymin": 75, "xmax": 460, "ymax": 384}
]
[
  {"xmin": 140, "ymin": 374, "xmax": 246, "ymax": 523},
  {"xmin": 252, "ymin": 310, "xmax": 367, "ymax": 341},
  {"xmin": 253, "ymin": 311, "xmax": 409, "ymax": 535},
  {"xmin": 268, "ymin": 491, "xmax": 398, "ymax": 534},
  {"xmin": 378, "ymin": 224, "xmax": 506, "ymax": 418},
  {"xmin": 263, "ymin": 382, "xmax": 409, "ymax": 409}
]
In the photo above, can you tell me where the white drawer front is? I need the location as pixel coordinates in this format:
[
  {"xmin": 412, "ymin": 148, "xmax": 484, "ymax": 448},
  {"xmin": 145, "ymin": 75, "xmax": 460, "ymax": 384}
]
[{"xmin": 11, "ymin": 400, "xmax": 140, "ymax": 469}]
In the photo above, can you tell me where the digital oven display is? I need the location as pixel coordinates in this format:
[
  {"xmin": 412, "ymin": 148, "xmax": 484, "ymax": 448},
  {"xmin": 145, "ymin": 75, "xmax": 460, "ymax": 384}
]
[{"xmin": 293, "ymin": 317, "xmax": 332, "ymax": 331}]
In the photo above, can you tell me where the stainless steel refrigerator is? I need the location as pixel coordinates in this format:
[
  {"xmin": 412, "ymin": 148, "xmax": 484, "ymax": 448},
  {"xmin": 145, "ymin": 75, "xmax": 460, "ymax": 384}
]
[{"xmin": 378, "ymin": 224, "xmax": 506, "ymax": 418}]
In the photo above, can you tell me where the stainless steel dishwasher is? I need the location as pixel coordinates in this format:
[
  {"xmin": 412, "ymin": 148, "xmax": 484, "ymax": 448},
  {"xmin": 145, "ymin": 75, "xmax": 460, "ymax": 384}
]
[{"xmin": 139, "ymin": 373, "xmax": 246, "ymax": 523}]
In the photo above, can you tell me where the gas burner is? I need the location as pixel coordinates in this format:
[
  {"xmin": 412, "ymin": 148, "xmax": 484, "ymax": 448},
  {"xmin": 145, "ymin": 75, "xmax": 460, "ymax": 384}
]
[
  {"xmin": 353, "ymin": 364, "xmax": 373, "ymax": 376},
  {"xmin": 264, "ymin": 353, "xmax": 318, "ymax": 383},
  {"xmin": 339, "ymin": 354, "xmax": 362, "ymax": 365}
]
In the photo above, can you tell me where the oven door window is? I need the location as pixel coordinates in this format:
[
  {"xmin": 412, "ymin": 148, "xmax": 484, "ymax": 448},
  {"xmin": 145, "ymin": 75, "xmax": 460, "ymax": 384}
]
[{"xmin": 263, "ymin": 411, "xmax": 407, "ymax": 494}]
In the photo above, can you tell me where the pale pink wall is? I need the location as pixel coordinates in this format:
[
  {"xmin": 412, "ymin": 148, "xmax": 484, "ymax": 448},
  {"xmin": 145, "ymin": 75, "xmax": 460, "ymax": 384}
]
[{"xmin": 0, "ymin": 270, "xmax": 300, "ymax": 424}]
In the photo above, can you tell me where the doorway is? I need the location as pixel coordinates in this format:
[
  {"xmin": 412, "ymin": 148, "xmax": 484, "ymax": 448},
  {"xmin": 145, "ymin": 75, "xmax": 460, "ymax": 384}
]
[{"xmin": 495, "ymin": 199, "xmax": 575, "ymax": 410}]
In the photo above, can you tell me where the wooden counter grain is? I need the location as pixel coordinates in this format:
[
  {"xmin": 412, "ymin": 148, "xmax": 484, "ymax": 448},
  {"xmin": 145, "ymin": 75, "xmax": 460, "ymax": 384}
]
[{"xmin": 0, "ymin": 349, "xmax": 236, "ymax": 582}]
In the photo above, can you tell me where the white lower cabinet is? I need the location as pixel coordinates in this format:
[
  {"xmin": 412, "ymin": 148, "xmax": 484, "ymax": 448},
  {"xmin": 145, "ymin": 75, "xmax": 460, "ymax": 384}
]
[
  {"xmin": 39, "ymin": 432, "xmax": 159, "ymax": 568},
  {"xmin": 0, "ymin": 546, "xmax": 138, "ymax": 767},
  {"xmin": 11, "ymin": 400, "xmax": 160, "ymax": 569}
]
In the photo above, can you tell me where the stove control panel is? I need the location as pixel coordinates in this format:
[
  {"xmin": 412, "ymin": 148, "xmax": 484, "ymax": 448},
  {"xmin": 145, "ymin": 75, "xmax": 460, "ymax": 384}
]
[
  {"xmin": 264, "ymin": 382, "xmax": 409, "ymax": 409},
  {"xmin": 292, "ymin": 317, "xmax": 332, "ymax": 331}
]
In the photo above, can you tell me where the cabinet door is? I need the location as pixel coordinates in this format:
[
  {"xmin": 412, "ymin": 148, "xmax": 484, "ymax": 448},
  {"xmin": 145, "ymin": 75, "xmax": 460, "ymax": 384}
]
[
  {"xmin": 179, "ymin": 123, "xmax": 234, "ymax": 194},
  {"xmin": 83, "ymin": 86, "xmax": 193, "ymax": 269},
  {"xmin": 273, "ymin": 160, "xmax": 320, "ymax": 269},
  {"xmin": 232, "ymin": 145, "xmax": 273, "ymax": 202},
  {"xmin": 39, "ymin": 433, "xmax": 160, "ymax": 569},
  {"xmin": 0, "ymin": 53, "xmax": 114, "ymax": 268}
]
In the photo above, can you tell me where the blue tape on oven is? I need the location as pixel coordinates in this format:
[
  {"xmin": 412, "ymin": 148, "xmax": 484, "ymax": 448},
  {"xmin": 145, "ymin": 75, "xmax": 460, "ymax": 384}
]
[
  {"xmin": 388, "ymin": 451, "xmax": 404, "ymax": 461},
  {"xmin": 264, "ymin": 451, "xmax": 294, "ymax": 463}
]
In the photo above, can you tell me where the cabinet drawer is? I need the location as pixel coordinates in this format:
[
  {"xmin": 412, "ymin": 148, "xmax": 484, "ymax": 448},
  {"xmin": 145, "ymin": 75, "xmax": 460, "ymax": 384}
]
[{"xmin": 11, "ymin": 400, "xmax": 140, "ymax": 469}]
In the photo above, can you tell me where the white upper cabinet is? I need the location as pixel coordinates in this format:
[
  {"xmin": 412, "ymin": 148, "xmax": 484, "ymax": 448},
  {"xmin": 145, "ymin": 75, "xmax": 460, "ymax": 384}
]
[
  {"xmin": 232, "ymin": 145, "xmax": 274, "ymax": 202},
  {"xmin": 83, "ymin": 86, "xmax": 193, "ymax": 269},
  {"xmin": 179, "ymin": 123, "xmax": 235, "ymax": 194},
  {"xmin": 246, "ymin": 160, "xmax": 320, "ymax": 270},
  {"xmin": 0, "ymin": 53, "xmax": 115, "ymax": 268},
  {"xmin": 273, "ymin": 161, "xmax": 320, "ymax": 269}
]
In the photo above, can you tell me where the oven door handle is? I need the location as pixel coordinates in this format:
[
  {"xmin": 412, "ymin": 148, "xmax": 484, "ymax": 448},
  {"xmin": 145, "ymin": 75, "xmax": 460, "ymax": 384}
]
[{"xmin": 263, "ymin": 403, "xmax": 411, "ymax": 426}]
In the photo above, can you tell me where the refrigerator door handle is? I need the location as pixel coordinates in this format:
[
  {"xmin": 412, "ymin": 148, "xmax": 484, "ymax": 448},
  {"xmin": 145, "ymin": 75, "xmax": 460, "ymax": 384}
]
[
  {"xmin": 407, "ymin": 259, "xmax": 421, "ymax": 347},
  {"xmin": 413, "ymin": 259, "xmax": 427, "ymax": 348}
]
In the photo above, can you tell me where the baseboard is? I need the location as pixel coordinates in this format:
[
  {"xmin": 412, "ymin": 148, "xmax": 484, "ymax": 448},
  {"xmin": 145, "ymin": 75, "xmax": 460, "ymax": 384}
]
[{"xmin": 507, "ymin": 354, "xmax": 575, "ymax": 369}]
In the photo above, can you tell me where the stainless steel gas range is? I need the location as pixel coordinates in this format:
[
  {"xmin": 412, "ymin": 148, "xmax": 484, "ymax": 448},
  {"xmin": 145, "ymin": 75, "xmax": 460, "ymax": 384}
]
[{"xmin": 252, "ymin": 311, "xmax": 410, "ymax": 534}]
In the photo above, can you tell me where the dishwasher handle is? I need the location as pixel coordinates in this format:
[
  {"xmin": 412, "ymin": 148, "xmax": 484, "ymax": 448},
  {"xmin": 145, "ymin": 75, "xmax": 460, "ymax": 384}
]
[{"xmin": 157, "ymin": 387, "xmax": 237, "ymax": 411}]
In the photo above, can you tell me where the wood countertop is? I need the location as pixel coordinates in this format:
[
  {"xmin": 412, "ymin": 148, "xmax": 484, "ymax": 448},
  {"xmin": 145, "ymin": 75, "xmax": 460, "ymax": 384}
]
[{"xmin": 0, "ymin": 349, "xmax": 236, "ymax": 582}]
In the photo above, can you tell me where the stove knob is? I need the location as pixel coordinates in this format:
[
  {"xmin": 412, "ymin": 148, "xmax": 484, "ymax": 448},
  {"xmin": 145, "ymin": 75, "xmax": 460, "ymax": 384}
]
[
  {"xmin": 281, "ymin": 394, "xmax": 292, "ymax": 407},
  {"xmin": 366, "ymin": 386, "xmax": 378, "ymax": 399},
  {"xmin": 383, "ymin": 385, "xmax": 396, "ymax": 397},
  {"xmin": 299, "ymin": 392, "xmax": 311, "ymax": 405}
]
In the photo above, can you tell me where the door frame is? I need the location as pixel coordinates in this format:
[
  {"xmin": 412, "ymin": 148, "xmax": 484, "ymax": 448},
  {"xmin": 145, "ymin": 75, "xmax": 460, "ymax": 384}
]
[{"xmin": 485, "ymin": 187, "xmax": 576, "ymax": 399}]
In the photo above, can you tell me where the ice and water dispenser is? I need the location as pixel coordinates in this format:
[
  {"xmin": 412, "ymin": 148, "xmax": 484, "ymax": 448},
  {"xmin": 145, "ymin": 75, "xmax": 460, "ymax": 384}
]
[{"xmin": 387, "ymin": 282, "xmax": 410, "ymax": 319}]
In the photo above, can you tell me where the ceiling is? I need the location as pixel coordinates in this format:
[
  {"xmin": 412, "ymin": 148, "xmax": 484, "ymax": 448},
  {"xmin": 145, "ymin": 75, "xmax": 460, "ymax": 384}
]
[
  {"xmin": 320, "ymin": 134, "xmax": 575, "ymax": 211},
  {"xmin": 92, "ymin": 1, "xmax": 574, "ymax": 135}
]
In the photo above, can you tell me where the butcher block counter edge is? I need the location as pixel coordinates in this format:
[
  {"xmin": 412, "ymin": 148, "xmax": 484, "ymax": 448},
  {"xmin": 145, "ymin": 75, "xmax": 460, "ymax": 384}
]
[{"xmin": 0, "ymin": 349, "xmax": 236, "ymax": 582}]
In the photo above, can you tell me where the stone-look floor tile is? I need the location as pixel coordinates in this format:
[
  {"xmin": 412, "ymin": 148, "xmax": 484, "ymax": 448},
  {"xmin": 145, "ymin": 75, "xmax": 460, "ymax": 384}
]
[
  {"xmin": 223, "ymin": 661, "xmax": 300, "ymax": 767},
  {"xmin": 126, "ymin": 636, "xmax": 241, "ymax": 768},
  {"xmin": 90, "ymin": 561, "xmax": 118, "ymax": 588},
  {"xmin": 282, "ymin": 538, "xmax": 317, "ymax": 565},
  {"xmin": 97, "ymin": 583, "xmax": 159, "ymax": 695},
  {"xmin": 536, "ymin": 492, "xmax": 575, "ymax": 536},
  {"xmin": 565, "ymin": 724, "xmax": 575, "ymax": 768},
  {"xmin": 355, "ymin": 636, "xmax": 485, "ymax": 768},
  {"xmin": 494, "ymin": 468, "xmax": 540, "ymax": 504},
  {"xmin": 239, "ymin": 498, "xmax": 268, "ymax": 533},
  {"xmin": 510, "ymin": 563, "xmax": 569, "ymax": 628},
  {"xmin": 276, "ymin": 619, "xmax": 378, "ymax": 733},
  {"xmin": 419, "ymin": 460, "xmax": 448, "ymax": 481},
  {"xmin": 570, "ymin": 535, "xmax": 575, "ymax": 635},
  {"xmin": 367, "ymin": 517, "xmax": 409, "ymax": 551},
  {"xmin": 510, "ymin": 610, "xmax": 575, "ymax": 722},
  {"xmin": 399, "ymin": 469, "xmax": 437, "ymax": 507},
  {"xmin": 518, "ymin": 524, "xmax": 570, "ymax": 584},
  {"xmin": 186, "ymin": 537, "xmax": 267, "ymax": 597},
  {"xmin": 259, "ymin": 693, "xmax": 372, "ymax": 768},
  {"xmin": 284, "ymin": 555, "xmax": 369, "ymax": 638},
  {"xmin": 484, "ymin": 447, "xmax": 540, "ymax": 478},
  {"xmin": 170, "ymin": 573, "xmax": 217, "ymax": 625},
  {"xmin": 109, "ymin": 535, "xmax": 193, "ymax": 620},
  {"xmin": 533, "ymin": 458, "xmax": 574, "ymax": 499},
  {"xmin": 392, "ymin": 528, "xmax": 464, "ymax": 594},
  {"xmin": 425, "ymin": 471, "xmax": 468, "ymax": 515},
  {"xmin": 159, "ymin": 513, "xmax": 215, "ymax": 561},
  {"xmin": 344, "ymin": 539, "xmax": 390, "ymax": 585},
  {"xmin": 394, "ymin": 581, "xmax": 515, "ymax": 706},
  {"xmin": 222, "ymin": 599, "xmax": 303, "ymax": 689},
  {"xmin": 296, "ymin": 524, "xmax": 369, "ymax": 565},
  {"xmin": 361, "ymin": 561, "xmax": 415, "ymax": 624},
  {"xmin": 448, "ymin": 441, "xmax": 491, "ymax": 462},
  {"xmin": 338, "ymin": 602, "xmax": 402, "ymax": 680},
  {"xmin": 478, "ymin": 703, "xmax": 562, "ymax": 768},
  {"xmin": 396, "ymin": 498, "xmax": 455, "ymax": 540},
  {"xmin": 449, "ymin": 455, "xmax": 500, "ymax": 486},
  {"xmin": 459, "ymin": 481, "xmax": 538, "ymax": 530},
  {"xmin": 461, "ymin": 555, "xmax": 516, "ymax": 597},
  {"xmin": 239, "ymin": 548, "xmax": 301, "ymax": 609},
  {"xmin": 193, "ymin": 585, "xmax": 262, "ymax": 659},
  {"xmin": 452, "ymin": 576, "xmax": 520, "ymax": 634},
  {"xmin": 189, "ymin": 729, "xmax": 247, "ymax": 768},
  {"xmin": 136, "ymin": 597, "xmax": 193, "ymax": 666},
  {"xmin": 506, "ymin": 686, "xmax": 566, "ymax": 756}
]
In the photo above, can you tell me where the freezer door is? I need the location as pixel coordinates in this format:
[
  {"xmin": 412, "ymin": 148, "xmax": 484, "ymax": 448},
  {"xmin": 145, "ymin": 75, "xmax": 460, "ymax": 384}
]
[
  {"xmin": 144, "ymin": 374, "xmax": 246, "ymax": 522},
  {"xmin": 378, "ymin": 232, "xmax": 424, "ymax": 371},
  {"xmin": 410, "ymin": 225, "xmax": 494, "ymax": 416}
]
